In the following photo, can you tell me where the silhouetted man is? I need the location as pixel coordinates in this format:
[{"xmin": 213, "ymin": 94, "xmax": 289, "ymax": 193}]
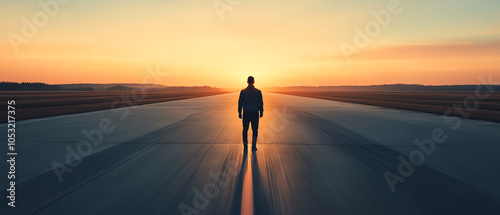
[{"xmin": 238, "ymin": 76, "xmax": 263, "ymax": 151}]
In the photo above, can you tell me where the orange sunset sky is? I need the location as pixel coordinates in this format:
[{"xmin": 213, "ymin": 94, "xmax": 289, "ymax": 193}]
[{"xmin": 1, "ymin": 0, "xmax": 500, "ymax": 88}]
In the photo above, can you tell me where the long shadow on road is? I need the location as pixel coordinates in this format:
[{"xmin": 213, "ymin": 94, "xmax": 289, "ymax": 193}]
[
  {"xmin": 252, "ymin": 152, "xmax": 271, "ymax": 215},
  {"xmin": 299, "ymin": 112, "xmax": 500, "ymax": 215}
]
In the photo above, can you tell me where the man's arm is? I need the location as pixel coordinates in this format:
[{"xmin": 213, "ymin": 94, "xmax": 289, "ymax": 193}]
[
  {"xmin": 259, "ymin": 91, "xmax": 264, "ymax": 117},
  {"xmin": 238, "ymin": 91, "xmax": 243, "ymax": 118}
]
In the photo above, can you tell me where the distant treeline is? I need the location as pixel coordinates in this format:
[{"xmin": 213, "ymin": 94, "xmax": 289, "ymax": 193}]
[
  {"xmin": 0, "ymin": 82, "xmax": 62, "ymax": 91},
  {"xmin": 105, "ymin": 85, "xmax": 220, "ymax": 91},
  {"xmin": 0, "ymin": 82, "xmax": 220, "ymax": 92},
  {"xmin": 267, "ymin": 84, "xmax": 500, "ymax": 92},
  {"xmin": 0, "ymin": 82, "xmax": 94, "ymax": 91},
  {"xmin": 155, "ymin": 86, "xmax": 221, "ymax": 91}
]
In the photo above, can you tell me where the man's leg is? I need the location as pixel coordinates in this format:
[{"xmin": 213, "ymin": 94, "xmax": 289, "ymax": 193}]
[
  {"xmin": 251, "ymin": 112, "xmax": 259, "ymax": 150},
  {"xmin": 242, "ymin": 112, "xmax": 250, "ymax": 148}
]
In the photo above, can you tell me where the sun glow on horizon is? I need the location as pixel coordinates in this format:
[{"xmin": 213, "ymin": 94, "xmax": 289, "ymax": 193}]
[{"xmin": 1, "ymin": 0, "xmax": 499, "ymax": 88}]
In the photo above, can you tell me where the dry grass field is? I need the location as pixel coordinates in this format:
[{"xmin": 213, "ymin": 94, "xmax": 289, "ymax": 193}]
[
  {"xmin": 275, "ymin": 91, "xmax": 500, "ymax": 123},
  {"xmin": 0, "ymin": 91, "xmax": 229, "ymax": 122}
]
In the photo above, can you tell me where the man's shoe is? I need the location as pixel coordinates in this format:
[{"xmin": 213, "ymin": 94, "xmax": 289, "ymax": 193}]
[{"xmin": 251, "ymin": 138, "xmax": 257, "ymax": 151}]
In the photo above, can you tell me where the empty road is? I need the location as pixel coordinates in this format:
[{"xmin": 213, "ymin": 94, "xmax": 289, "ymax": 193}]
[{"xmin": 2, "ymin": 92, "xmax": 500, "ymax": 215}]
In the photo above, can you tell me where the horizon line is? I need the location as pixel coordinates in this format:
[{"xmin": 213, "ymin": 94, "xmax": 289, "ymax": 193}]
[{"xmin": 2, "ymin": 81, "xmax": 500, "ymax": 89}]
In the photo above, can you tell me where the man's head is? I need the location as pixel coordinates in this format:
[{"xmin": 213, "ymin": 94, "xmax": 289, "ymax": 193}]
[{"xmin": 247, "ymin": 76, "xmax": 255, "ymax": 85}]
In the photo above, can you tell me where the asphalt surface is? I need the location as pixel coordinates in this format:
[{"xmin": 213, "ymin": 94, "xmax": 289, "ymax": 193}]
[{"xmin": 1, "ymin": 92, "xmax": 500, "ymax": 215}]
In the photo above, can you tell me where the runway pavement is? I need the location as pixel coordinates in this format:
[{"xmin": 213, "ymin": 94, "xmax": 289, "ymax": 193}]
[{"xmin": 1, "ymin": 92, "xmax": 499, "ymax": 215}]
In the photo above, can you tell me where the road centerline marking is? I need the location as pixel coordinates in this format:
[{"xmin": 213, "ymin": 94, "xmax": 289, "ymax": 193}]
[{"xmin": 241, "ymin": 152, "xmax": 254, "ymax": 215}]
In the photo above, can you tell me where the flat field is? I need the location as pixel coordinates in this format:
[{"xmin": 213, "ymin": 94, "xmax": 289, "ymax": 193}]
[
  {"xmin": 0, "ymin": 91, "xmax": 228, "ymax": 122},
  {"xmin": 274, "ymin": 91, "xmax": 500, "ymax": 123}
]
